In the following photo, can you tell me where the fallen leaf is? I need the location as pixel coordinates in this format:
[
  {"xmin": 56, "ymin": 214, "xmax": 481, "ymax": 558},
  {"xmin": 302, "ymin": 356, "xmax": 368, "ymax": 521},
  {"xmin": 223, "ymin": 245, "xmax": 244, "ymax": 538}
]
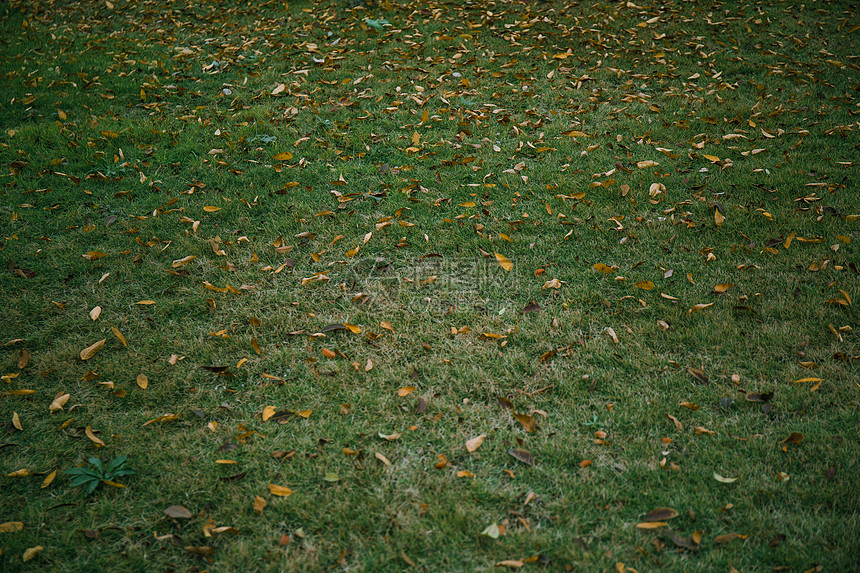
[
  {"xmin": 495, "ymin": 252, "xmax": 513, "ymax": 271},
  {"xmin": 85, "ymin": 425, "xmax": 105, "ymax": 447},
  {"xmin": 636, "ymin": 522, "xmax": 668, "ymax": 529},
  {"xmin": 89, "ymin": 306, "xmax": 102, "ymax": 321},
  {"xmin": 635, "ymin": 280, "xmax": 655, "ymax": 290},
  {"xmin": 49, "ymin": 393, "xmax": 70, "ymax": 413},
  {"xmin": 714, "ymin": 283, "xmax": 734, "ymax": 293},
  {"xmin": 12, "ymin": 411, "xmax": 22, "ymax": 431},
  {"xmin": 269, "ymin": 483, "xmax": 293, "ymax": 497},
  {"xmin": 495, "ymin": 560, "xmax": 524, "ymax": 568},
  {"xmin": 644, "ymin": 507, "xmax": 679, "ymax": 522},
  {"xmin": 780, "ymin": 432, "xmax": 804, "ymax": 444},
  {"xmin": 142, "ymin": 414, "xmax": 178, "ymax": 426},
  {"xmin": 605, "ymin": 327, "xmax": 619, "ymax": 344},
  {"xmin": 253, "ymin": 496, "xmax": 267, "ymax": 515},
  {"xmin": 262, "ymin": 406, "xmax": 276, "ymax": 421},
  {"xmin": 593, "ymin": 263, "xmax": 614, "ymax": 274},
  {"xmin": 164, "ymin": 505, "xmax": 193, "ymax": 519},
  {"xmin": 508, "ymin": 448, "xmax": 533, "ymax": 466},
  {"xmin": 22, "ymin": 546, "xmax": 44, "ymax": 562},
  {"xmin": 111, "ymin": 327, "xmax": 127, "ymax": 347},
  {"xmin": 41, "ymin": 470, "xmax": 57, "ymax": 488},
  {"xmin": 513, "ymin": 413, "xmax": 536, "ymax": 432},
  {"xmin": 713, "ymin": 472, "xmax": 738, "ymax": 483},
  {"xmin": 0, "ymin": 522, "xmax": 24, "ymax": 533},
  {"xmin": 481, "ymin": 523, "xmax": 501, "ymax": 539},
  {"xmin": 80, "ymin": 339, "xmax": 106, "ymax": 360},
  {"xmin": 466, "ymin": 434, "xmax": 485, "ymax": 452},
  {"xmin": 397, "ymin": 386, "xmax": 415, "ymax": 397},
  {"xmin": 666, "ymin": 414, "xmax": 683, "ymax": 431},
  {"xmin": 688, "ymin": 302, "xmax": 714, "ymax": 314},
  {"xmin": 136, "ymin": 374, "xmax": 148, "ymax": 389},
  {"xmin": 375, "ymin": 452, "xmax": 392, "ymax": 466}
]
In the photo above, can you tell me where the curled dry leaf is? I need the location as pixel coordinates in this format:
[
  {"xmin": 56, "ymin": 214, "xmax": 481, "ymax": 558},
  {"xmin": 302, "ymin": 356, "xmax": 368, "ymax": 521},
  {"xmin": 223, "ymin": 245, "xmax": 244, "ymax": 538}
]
[
  {"xmin": 688, "ymin": 302, "xmax": 714, "ymax": 314},
  {"xmin": 375, "ymin": 452, "xmax": 392, "ymax": 466},
  {"xmin": 605, "ymin": 327, "xmax": 619, "ymax": 344},
  {"xmin": 80, "ymin": 339, "xmax": 106, "ymax": 360},
  {"xmin": 89, "ymin": 306, "xmax": 102, "ymax": 321},
  {"xmin": 85, "ymin": 425, "xmax": 105, "ymax": 447},
  {"xmin": 49, "ymin": 393, "xmax": 70, "ymax": 413},
  {"xmin": 465, "ymin": 434, "xmax": 485, "ymax": 453}
]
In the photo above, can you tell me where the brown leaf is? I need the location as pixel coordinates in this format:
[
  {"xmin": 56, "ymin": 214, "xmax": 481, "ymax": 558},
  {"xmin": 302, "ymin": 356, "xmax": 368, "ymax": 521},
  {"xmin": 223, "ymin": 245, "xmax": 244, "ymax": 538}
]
[
  {"xmin": 0, "ymin": 522, "xmax": 24, "ymax": 533},
  {"xmin": 635, "ymin": 280, "xmax": 655, "ymax": 290},
  {"xmin": 136, "ymin": 374, "xmax": 148, "ymax": 389},
  {"xmin": 780, "ymin": 432, "xmax": 804, "ymax": 444},
  {"xmin": 111, "ymin": 327, "xmax": 127, "ymax": 347},
  {"xmin": 644, "ymin": 507, "xmax": 679, "ymax": 522},
  {"xmin": 17, "ymin": 349, "xmax": 30, "ymax": 369},
  {"xmin": 513, "ymin": 413, "xmax": 536, "ymax": 433},
  {"xmin": 687, "ymin": 368, "xmax": 708, "ymax": 383},
  {"xmin": 714, "ymin": 283, "xmax": 734, "ymax": 294},
  {"xmin": 508, "ymin": 448, "xmax": 534, "ymax": 466},
  {"xmin": 253, "ymin": 496, "xmax": 267, "ymax": 515},
  {"xmin": 164, "ymin": 505, "xmax": 193, "ymax": 519},
  {"xmin": 593, "ymin": 263, "xmax": 615, "ymax": 274},
  {"xmin": 665, "ymin": 413, "xmax": 683, "ymax": 431},
  {"xmin": 636, "ymin": 521, "xmax": 668, "ymax": 529},
  {"xmin": 12, "ymin": 411, "xmax": 23, "ymax": 431},
  {"xmin": 80, "ymin": 339, "xmax": 106, "ymax": 360}
]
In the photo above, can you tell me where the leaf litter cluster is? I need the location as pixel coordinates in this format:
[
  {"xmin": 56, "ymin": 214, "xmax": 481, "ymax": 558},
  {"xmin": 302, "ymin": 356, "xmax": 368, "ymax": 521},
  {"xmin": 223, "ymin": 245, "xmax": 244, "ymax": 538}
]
[{"xmin": 0, "ymin": 0, "xmax": 858, "ymax": 570}]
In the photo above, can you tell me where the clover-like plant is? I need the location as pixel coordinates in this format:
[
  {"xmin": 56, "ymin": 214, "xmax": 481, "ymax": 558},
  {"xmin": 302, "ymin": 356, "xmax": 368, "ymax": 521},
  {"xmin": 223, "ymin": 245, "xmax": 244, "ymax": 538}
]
[{"xmin": 65, "ymin": 455, "xmax": 135, "ymax": 495}]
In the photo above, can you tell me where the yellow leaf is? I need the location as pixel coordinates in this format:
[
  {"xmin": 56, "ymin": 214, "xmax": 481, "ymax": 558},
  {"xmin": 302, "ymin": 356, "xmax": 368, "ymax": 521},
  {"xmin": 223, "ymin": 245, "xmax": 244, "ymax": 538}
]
[
  {"xmin": 142, "ymin": 414, "xmax": 178, "ymax": 426},
  {"xmin": 343, "ymin": 323, "xmax": 361, "ymax": 334},
  {"xmin": 80, "ymin": 339, "xmax": 106, "ymax": 360},
  {"xmin": 89, "ymin": 306, "xmax": 102, "ymax": 321},
  {"xmin": 794, "ymin": 377, "xmax": 823, "ymax": 384},
  {"xmin": 466, "ymin": 434, "xmax": 485, "ymax": 452},
  {"xmin": 271, "ymin": 83, "xmax": 286, "ymax": 95},
  {"xmin": 7, "ymin": 468, "xmax": 30, "ymax": 477},
  {"xmin": 102, "ymin": 480, "xmax": 126, "ymax": 488},
  {"xmin": 636, "ymin": 522, "xmax": 668, "ymax": 529},
  {"xmin": 0, "ymin": 522, "xmax": 23, "ymax": 533},
  {"xmin": 702, "ymin": 154, "xmax": 721, "ymax": 162},
  {"xmin": 253, "ymin": 495, "xmax": 267, "ymax": 515},
  {"xmin": 135, "ymin": 300, "xmax": 155, "ymax": 305},
  {"xmin": 495, "ymin": 252, "xmax": 513, "ymax": 271},
  {"xmin": 203, "ymin": 206, "xmax": 221, "ymax": 212},
  {"xmin": 688, "ymin": 302, "xmax": 714, "ymax": 314},
  {"xmin": 714, "ymin": 209, "xmax": 725, "ymax": 227},
  {"xmin": 635, "ymin": 280, "xmax": 655, "ymax": 290},
  {"xmin": 714, "ymin": 283, "xmax": 734, "ymax": 293},
  {"xmin": 397, "ymin": 386, "xmax": 415, "ymax": 397},
  {"xmin": 262, "ymin": 406, "xmax": 276, "ymax": 421},
  {"xmin": 215, "ymin": 459, "xmax": 237, "ymax": 464},
  {"xmin": 85, "ymin": 425, "xmax": 105, "ymax": 447},
  {"xmin": 136, "ymin": 374, "xmax": 148, "ymax": 389},
  {"xmin": 111, "ymin": 326, "xmax": 127, "ymax": 347},
  {"xmin": 269, "ymin": 483, "xmax": 293, "ymax": 497},
  {"xmin": 22, "ymin": 546, "xmax": 44, "ymax": 562},
  {"xmin": 513, "ymin": 412, "xmax": 536, "ymax": 432},
  {"xmin": 172, "ymin": 255, "xmax": 196, "ymax": 268},
  {"xmin": 49, "ymin": 393, "xmax": 70, "ymax": 413},
  {"xmin": 375, "ymin": 452, "xmax": 392, "ymax": 466},
  {"xmin": 297, "ymin": 410, "xmax": 312, "ymax": 418},
  {"xmin": 381, "ymin": 321, "xmax": 395, "ymax": 332},
  {"xmin": 273, "ymin": 152, "xmax": 293, "ymax": 161},
  {"xmin": 12, "ymin": 411, "xmax": 22, "ymax": 431},
  {"xmin": 41, "ymin": 469, "xmax": 57, "ymax": 488},
  {"xmin": 593, "ymin": 263, "xmax": 614, "ymax": 274},
  {"xmin": 456, "ymin": 470, "xmax": 475, "ymax": 478}
]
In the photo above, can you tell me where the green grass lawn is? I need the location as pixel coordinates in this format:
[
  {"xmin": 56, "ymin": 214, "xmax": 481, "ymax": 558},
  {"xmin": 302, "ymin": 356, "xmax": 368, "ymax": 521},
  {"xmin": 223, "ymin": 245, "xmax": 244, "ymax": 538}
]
[{"xmin": 1, "ymin": 0, "xmax": 858, "ymax": 570}]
